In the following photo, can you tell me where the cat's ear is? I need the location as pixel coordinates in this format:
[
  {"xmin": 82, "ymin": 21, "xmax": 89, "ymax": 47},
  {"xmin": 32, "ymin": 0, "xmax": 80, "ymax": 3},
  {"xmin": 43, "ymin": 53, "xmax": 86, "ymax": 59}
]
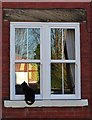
[
  {"xmin": 23, "ymin": 81, "xmax": 28, "ymax": 85},
  {"xmin": 23, "ymin": 81, "xmax": 26, "ymax": 84},
  {"xmin": 21, "ymin": 81, "xmax": 26, "ymax": 85}
]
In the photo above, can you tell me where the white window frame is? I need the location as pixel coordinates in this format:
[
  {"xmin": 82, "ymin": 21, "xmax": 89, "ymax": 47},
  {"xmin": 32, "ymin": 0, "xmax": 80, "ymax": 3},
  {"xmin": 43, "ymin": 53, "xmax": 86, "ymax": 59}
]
[{"xmin": 10, "ymin": 22, "xmax": 81, "ymax": 101}]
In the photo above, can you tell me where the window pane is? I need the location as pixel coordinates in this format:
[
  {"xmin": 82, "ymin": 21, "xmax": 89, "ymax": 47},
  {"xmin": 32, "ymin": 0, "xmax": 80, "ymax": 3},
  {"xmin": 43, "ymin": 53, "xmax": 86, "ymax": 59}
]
[
  {"xmin": 64, "ymin": 29, "xmax": 75, "ymax": 60},
  {"xmin": 51, "ymin": 29, "xmax": 75, "ymax": 60},
  {"xmin": 64, "ymin": 63, "xmax": 75, "ymax": 94},
  {"xmin": 51, "ymin": 63, "xmax": 75, "ymax": 94},
  {"xmin": 28, "ymin": 28, "xmax": 40, "ymax": 59},
  {"xmin": 15, "ymin": 63, "xmax": 40, "ymax": 94},
  {"xmin": 51, "ymin": 28, "xmax": 62, "ymax": 59},
  {"xmin": 51, "ymin": 63, "xmax": 62, "ymax": 94},
  {"xmin": 15, "ymin": 28, "xmax": 27, "ymax": 60},
  {"xmin": 15, "ymin": 28, "xmax": 40, "ymax": 60}
]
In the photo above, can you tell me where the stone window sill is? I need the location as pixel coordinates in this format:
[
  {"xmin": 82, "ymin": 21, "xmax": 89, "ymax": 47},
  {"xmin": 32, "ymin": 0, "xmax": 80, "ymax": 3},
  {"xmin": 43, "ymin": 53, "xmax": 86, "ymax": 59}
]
[{"xmin": 4, "ymin": 99, "xmax": 88, "ymax": 108}]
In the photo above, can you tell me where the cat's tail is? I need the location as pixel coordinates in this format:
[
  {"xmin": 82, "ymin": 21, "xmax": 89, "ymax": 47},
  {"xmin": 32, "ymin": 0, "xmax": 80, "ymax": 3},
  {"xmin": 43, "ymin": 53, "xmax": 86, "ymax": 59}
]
[{"xmin": 26, "ymin": 100, "xmax": 35, "ymax": 105}]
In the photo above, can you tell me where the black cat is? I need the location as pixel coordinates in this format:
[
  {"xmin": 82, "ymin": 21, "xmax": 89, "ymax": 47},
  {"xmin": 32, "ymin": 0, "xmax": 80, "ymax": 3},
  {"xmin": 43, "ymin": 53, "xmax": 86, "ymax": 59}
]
[{"xmin": 21, "ymin": 81, "xmax": 35, "ymax": 105}]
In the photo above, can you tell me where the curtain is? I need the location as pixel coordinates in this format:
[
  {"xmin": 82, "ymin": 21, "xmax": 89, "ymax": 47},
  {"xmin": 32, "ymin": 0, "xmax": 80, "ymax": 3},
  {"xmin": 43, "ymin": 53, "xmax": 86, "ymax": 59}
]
[{"xmin": 65, "ymin": 29, "xmax": 75, "ymax": 93}]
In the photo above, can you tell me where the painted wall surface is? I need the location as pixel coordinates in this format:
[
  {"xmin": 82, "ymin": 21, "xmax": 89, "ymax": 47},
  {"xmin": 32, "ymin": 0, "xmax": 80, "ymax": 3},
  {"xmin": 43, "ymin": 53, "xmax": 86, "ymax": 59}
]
[{"xmin": 2, "ymin": 2, "xmax": 92, "ymax": 120}]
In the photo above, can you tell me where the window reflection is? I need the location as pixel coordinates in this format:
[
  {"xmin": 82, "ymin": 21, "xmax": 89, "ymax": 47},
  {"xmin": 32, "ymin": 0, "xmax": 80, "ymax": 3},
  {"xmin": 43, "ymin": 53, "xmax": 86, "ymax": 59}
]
[
  {"xmin": 51, "ymin": 28, "xmax": 75, "ymax": 95},
  {"xmin": 51, "ymin": 63, "xmax": 75, "ymax": 94},
  {"xmin": 51, "ymin": 28, "xmax": 62, "ymax": 59},
  {"xmin": 51, "ymin": 29, "xmax": 75, "ymax": 60},
  {"xmin": 15, "ymin": 28, "xmax": 40, "ymax": 60},
  {"xmin": 15, "ymin": 28, "xmax": 27, "ymax": 60},
  {"xmin": 15, "ymin": 63, "xmax": 40, "ymax": 94}
]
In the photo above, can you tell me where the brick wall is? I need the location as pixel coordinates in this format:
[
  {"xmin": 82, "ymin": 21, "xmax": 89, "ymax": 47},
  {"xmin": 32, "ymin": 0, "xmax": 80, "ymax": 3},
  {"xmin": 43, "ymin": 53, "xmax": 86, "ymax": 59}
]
[
  {"xmin": 90, "ymin": 1, "xmax": 92, "ymax": 119},
  {"xmin": 0, "ymin": 1, "xmax": 2, "ymax": 120},
  {"xmin": 2, "ymin": 2, "xmax": 92, "ymax": 120},
  {"xmin": 2, "ymin": 20, "xmax": 10, "ymax": 103}
]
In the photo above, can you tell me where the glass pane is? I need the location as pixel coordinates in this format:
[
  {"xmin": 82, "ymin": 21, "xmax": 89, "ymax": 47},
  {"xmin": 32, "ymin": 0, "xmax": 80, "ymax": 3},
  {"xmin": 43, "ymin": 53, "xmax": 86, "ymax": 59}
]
[
  {"xmin": 15, "ymin": 28, "xmax": 40, "ymax": 60},
  {"xmin": 64, "ymin": 29, "xmax": 75, "ymax": 60},
  {"xmin": 28, "ymin": 28, "xmax": 40, "ymax": 59},
  {"xmin": 15, "ymin": 28, "xmax": 27, "ymax": 60},
  {"xmin": 51, "ymin": 63, "xmax": 62, "ymax": 94},
  {"xmin": 15, "ymin": 63, "xmax": 40, "ymax": 94},
  {"xmin": 51, "ymin": 63, "xmax": 75, "ymax": 94},
  {"xmin": 51, "ymin": 28, "xmax": 62, "ymax": 59},
  {"xmin": 64, "ymin": 63, "xmax": 75, "ymax": 94},
  {"xmin": 51, "ymin": 28, "xmax": 75, "ymax": 60}
]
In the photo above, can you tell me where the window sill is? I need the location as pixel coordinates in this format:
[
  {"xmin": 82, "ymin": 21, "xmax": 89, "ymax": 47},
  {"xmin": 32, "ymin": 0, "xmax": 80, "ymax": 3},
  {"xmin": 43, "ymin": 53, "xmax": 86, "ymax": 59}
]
[{"xmin": 4, "ymin": 99, "xmax": 88, "ymax": 108}]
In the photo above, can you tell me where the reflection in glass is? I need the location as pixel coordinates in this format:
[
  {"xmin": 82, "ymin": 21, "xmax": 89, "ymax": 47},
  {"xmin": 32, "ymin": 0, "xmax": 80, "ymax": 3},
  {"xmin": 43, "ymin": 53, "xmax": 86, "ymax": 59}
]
[
  {"xmin": 15, "ymin": 28, "xmax": 27, "ymax": 60},
  {"xmin": 15, "ymin": 63, "xmax": 40, "ymax": 94},
  {"xmin": 51, "ymin": 28, "xmax": 62, "ymax": 59},
  {"xmin": 28, "ymin": 28, "xmax": 40, "ymax": 59},
  {"xmin": 51, "ymin": 63, "xmax": 62, "ymax": 94},
  {"xmin": 51, "ymin": 29, "xmax": 75, "ymax": 60},
  {"xmin": 15, "ymin": 28, "xmax": 40, "ymax": 60},
  {"xmin": 51, "ymin": 63, "xmax": 75, "ymax": 94},
  {"xmin": 64, "ymin": 63, "xmax": 75, "ymax": 94}
]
